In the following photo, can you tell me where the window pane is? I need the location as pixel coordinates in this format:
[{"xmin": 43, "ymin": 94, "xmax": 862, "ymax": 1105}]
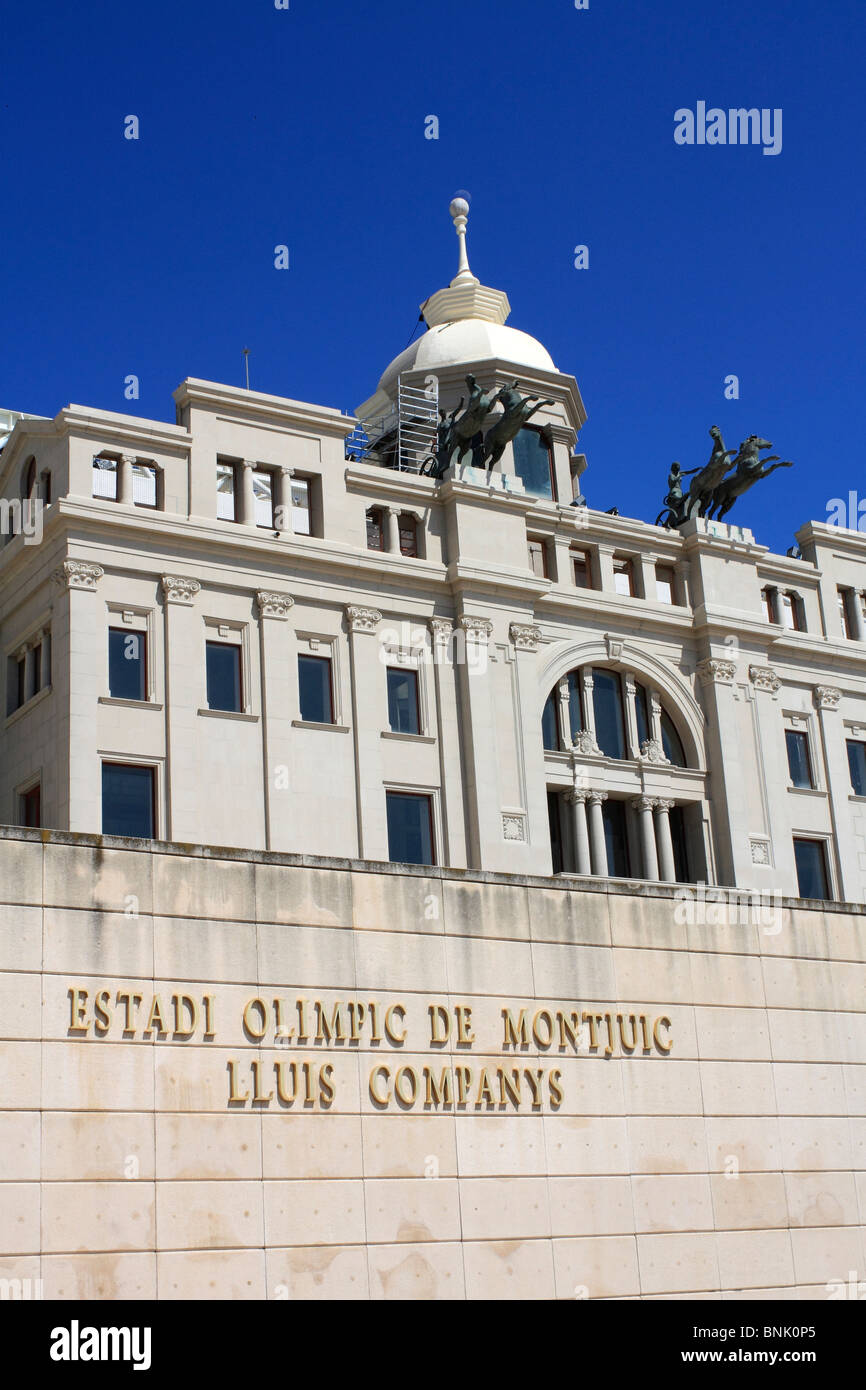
[
  {"xmin": 206, "ymin": 642, "xmax": 242, "ymax": 712},
  {"xmin": 291, "ymin": 479, "xmax": 311, "ymax": 535},
  {"xmin": 656, "ymin": 566, "xmax": 674, "ymax": 603},
  {"xmin": 217, "ymin": 463, "xmax": 236, "ymax": 520},
  {"xmin": 780, "ymin": 593, "xmax": 796, "ymax": 630},
  {"xmin": 109, "ymin": 628, "xmax": 146, "ymax": 701},
  {"xmin": 592, "ymin": 669, "xmax": 626, "ymax": 759},
  {"xmin": 793, "ymin": 838, "xmax": 830, "ymax": 900},
  {"xmin": 547, "ymin": 790, "xmax": 563, "ymax": 874},
  {"xmin": 16, "ymin": 657, "xmax": 26, "ymax": 708},
  {"xmin": 399, "ymin": 515, "xmax": 417, "ymax": 557},
  {"xmin": 386, "ymin": 792, "xmax": 434, "ymax": 866},
  {"xmin": 512, "ymin": 428, "xmax": 553, "ymax": 499},
  {"xmin": 22, "ymin": 785, "xmax": 41, "ymax": 828},
  {"xmin": 102, "ymin": 763, "xmax": 154, "ymax": 839},
  {"xmin": 634, "ymin": 683, "xmax": 650, "ymax": 747},
  {"xmin": 298, "ymin": 655, "xmax": 333, "ymax": 723},
  {"xmin": 541, "ymin": 691, "xmax": 559, "ymax": 750},
  {"xmin": 93, "ymin": 458, "xmax": 117, "ymax": 499},
  {"xmin": 572, "ymin": 551, "xmax": 591, "ymax": 588},
  {"xmin": 670, "ymin": 804, "xmax": 690, "ymax": 883},
  {"xmin": 660, "ymin": 710, "xmax": 687, "ymax": 767},
  {"xmin": 366, "ymin": 510, "xmax": 383, "ymax": 550},
  {"xmin": 253, "ymin": 470, "xmax": 273, "ymax": 527},
  {"xmin": 786, "ymin": 730, "xmax": 813, "ymax": 788},
  {"xmin": 847, "ymin": 740, "xmax": 866, "ymax": 796},
  {"xmin": 602, "ymin": 799, "xmax": 630, "ymax": 877},
  {"xmin": 613, "ymin": 560, "xmax": 633, "ymax": 596},
  {"xmin": 387, "ymin": 667, "xmax": 419, "ymax": 734},
  {"xmin": 132, "ymin": 464, "xmax": 157, "ymax": 506},
  {"xmin": 567, "ymin": 670, "xmax": 583, "ymax": 740}
]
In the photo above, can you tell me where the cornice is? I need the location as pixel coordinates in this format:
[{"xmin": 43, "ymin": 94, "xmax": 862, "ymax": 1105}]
[
  {"xmin": 173, "ymin": 378, "xmax": 356, "ymax": 438},
  {"xmin": 55, "ymin": 406, "xmax": 191, "ymax": 452},
  {"xmin": 343, "ymin": 462, "xmax": 438, "ymax": 504}
]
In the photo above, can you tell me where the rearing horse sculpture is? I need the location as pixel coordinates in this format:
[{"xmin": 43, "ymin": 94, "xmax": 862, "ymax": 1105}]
[
  {"xmin": 706, "ymin": 435, "xmax": 793, "ymax": 521},
  {"xmin": 481, "ymin": 381, "xmax": 554, "ymax": 479}
]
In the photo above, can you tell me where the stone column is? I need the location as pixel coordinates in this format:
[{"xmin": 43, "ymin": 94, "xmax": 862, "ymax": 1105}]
[
  {"xmin": 813, "ymin": 685, "xmax": 852, "ymax": 899},
  {"xmin": 275, "ymin": 467, "xmax": 294, "ymax": 532},
  {"xmin": 633, "ymin": 796, "xmax": 660, "ymax": 880},
  {"xmin": 160, "ymin": 575, "xmax": 203, "ymax": 841},
  {"xmin": 51, "ymin": 560, "xmax": 105, "ymax": 832},
  {"xmin": 454, "ymin": 614, "xmax": 496, "ymax": 870},
  {"xmin": 118, "ymin": 454, "xmax": 135, "ymax": 505},
  {"xmin": 345, "ymin": 604, "xmax": 387, "ymax": 861},
  {"xmin": 429, "ymin": 618, "xmax": 466, "ymax": 868},
  {"xmin": 567, "ymin": 789, "xmax": 592, "ymax": 875},
  {"xmin": 557, "ymin": 674, "xmax": 572, "ymax": 748},
  {"xmin": 623, "ymin": 674, "xmax": 640, "ymax": 758},
  {"xmin": 587, "ymin": 790, "xmax": 608, "ymax": 876},
  {"xmin": 385, "ymin": 507, "xmax": 401, "ymax": 554},
  {"xmin": 256, "ymin": 591, "xmax": 294, "ymax": 852},
  {"xmin": 595, "ymin": 544, "xmax": 615, "ymax": 594},
  {"xmin": 240, "ymin": 460, "xmax": 257, "ymax": 526},
  {"xmin": 582, "ymin": 669, "xmax": 598, "ymax": 742},
  {"xmin": 654, "ymin": 798, "xmax": 677, "ymax": 882},
  {"xmin": 848, "ymin": 592, "xmax": 866, "ymax": 642},
  {"xmin": 508, "ymin": 622, "xmax": 551, "ymax": 874}
]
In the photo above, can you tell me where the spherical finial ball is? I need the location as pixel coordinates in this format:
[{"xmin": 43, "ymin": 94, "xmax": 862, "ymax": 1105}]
[{"xmin": 449, "ymin": 197, "xmax": 470, "ymax": 220}]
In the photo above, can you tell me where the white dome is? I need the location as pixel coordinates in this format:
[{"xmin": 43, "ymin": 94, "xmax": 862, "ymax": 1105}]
[{"xmin": 378, "ymin": 319, "xmax": 556, "ymax": 396}]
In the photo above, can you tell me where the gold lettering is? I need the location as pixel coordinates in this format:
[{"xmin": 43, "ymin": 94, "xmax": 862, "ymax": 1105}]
[
  {"xmin": 319, "ymin": 1063, "xmax": 335, "ymax": 1107},
  {"xmin": 498, "ymin": 1068, "xmax": 521, "ymax": 1107},
  {"xmin": 243, "ymin": 997, "xmax": 268, "ymax": 1041},
  {"xmin": 384, "ymin": 1004, "xmax": 406, "ymax": 1045},
  {"xmin": 639, "ymin": 1014, "xmax": 651, "ymax": 1051},
  {"xmin": 617, "ymin": 1013, "xmax": 637, "ymax": 1051},
  {"xmin": 172, "ymin": 994, "xmax": 198, "ymax": 1040},
  {"xmin": 227, "ymin": 1059, "xmax": 249, "ymax": 1103},
  {"xmin": 315, "ymin": 1001, "xmax": 347, "ymax": 1044},
  {"xmin": 502, "ymin": 1007, "xmax": 530, "ymax": 1048},
  {"xmin": 68, "ymin": 987, "xmax": 90, "ymax": 1034},
  {"xmin": 302, "ymin": 1061, "xmax": 315, "ymax": 1103},
  {"xmin": 549, "ymin": 1068, "xmax": 564, "ymax": 1108},
  {"xmin": 348, "ymin": 1001, "xmax": 365, "ymax": 1042},
  {"xmin": 581, "ymin": 1011, "xmax": 600, "ymax": 1049},
  {"xmin": 455, "ymin": 1066, "xmax": 472, "ymax": 1105},
  {"xmin": 275, "ymin": 1060, "xmax": 297, "ymax": 1104},
  {"xmin": 394, "ymin": 1065, "xmax": 419, "ymax": 1106},
  {"xmin": 369, "ymin": 1064, "xmax": 391, "ymax": 1105},
  {"xmin": 144, "ymin": 995, "xmax": 167, "ymax": 1037},
  {"xmin": 273, "ymin": 997, "xmax": 293, "ymax": 1043},
  {"xmin": 475, "ymin": 1067, "xmax": 495, "ymax": 1106},
  {"xmin": 251, "ymin": 1059, "xmax": 273, "ymax": 1104},
  {"xmin": 455, "ymin": 1005, "xmax": 474, "ymax": 1045},
  {"xmin": 202, "ymin": 994, "xmax": 216, "ymax": 1038},
  {"xmin": 523, "ymin": 1068, "xmax": 544, "ymax": 1107},
  {"xmin": 425, "ymin": 1066, "xmax": 454, "ymax": 1107},
  {"xmin": 557, "ymin": 1011, "xmax": 581, "ymax": 1050},
  {"xmin": 428, "ymin": 1004, "xmax": 451, "ymax": 1045},
  {"xmin": 604, "ymin": 1013, "xmax": 614, "ymax": 1057},
  {"xmin": 652, "ymin": 1016, "xmax": 673, "ymax": 1053},
  {"xmin": 368, "ymin": 1000, "xmax": 383, "ymax": 1043},
  {"xmin": 115, "ymin": 990, "xmax": 142, "ymax": 1033},
  {"xmin": 532, "ymin": 1009, "xmax": 553, "ymax": 1049},
  {"xmin": 297, "ymin": 998, "xmax": 309, "ymax": 1043},
  {"xmin": 93, "ymin": 989, "xmax": 112, "ymax": 1036}
]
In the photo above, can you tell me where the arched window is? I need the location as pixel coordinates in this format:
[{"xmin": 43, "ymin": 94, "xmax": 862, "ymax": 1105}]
[
  {"xmin": 541, "ymin": 691, "xmax": 559, "ymax": 750},
  {"xmin": 21, "ymin": 457, "xmax": 37, "ymax": 500},
  {"xmin": 592, "ymin": 669, "xmax": 626, "ymax": 759},
  {"xmin": 661, "ymin": 710, "xmax": 687, "ymax": 767},
  {"xmin": 542, "ymin": 665, "xmax": 691, "ymax": 768}
]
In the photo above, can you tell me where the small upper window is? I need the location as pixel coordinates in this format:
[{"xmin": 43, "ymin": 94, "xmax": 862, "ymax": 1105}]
[
  {"xmin": 387, "ymin": 667, "xmax": 420, "ymax": 735},
  {"xmin": 132, "ymin": 464, "xmax": 158, "ymax": 508},
  {"xmin": 298, "ymin": 654, "xmax": 334, "ymax": 724},
  {"xmin": 613, "ymin": 557, "xmax": 635, "ymax": 597},
  {"xmin": 528, "ymin": 538, "xmax": 549, "ymax": 579},
  {"xmin": 793, "ymin": 838, "xmax": 832, "ymax": 901},
  {"xmin": 366, "ymin": 508, "xmax": 384, "ymax": 551},
  {"xmin": 21, "ymin": 457, "xmax": 37, "ymax": 501},
  {"xmin": 656, "ymin": 564, "xmax": 676, "ymax": 604},
  {"xmin": 847, "ymin": 739, "xmax": 866, "ymax": 797},
  {"xmin": 291, "ymin": 478, "xmax": 311, "ymax": 535},
  {"xmin": 572, "ymin": 549, "xmax": 592, "ymax": 589},
  {"xmin": 780, "ymin": 591, "xmax": 804, "ymax": 631},
  {"xmin": 206, "ymin": 641, "xmax": 242, "ymax": 713},
  {"xmin": 386, "ymin": 791, "xmax": 435, "ymax": 866},
  {"xmin": 398, "ymin": 514, "xmax": 418, "ymax": 558},
  {"xmin": 21, "ymin": 783, "xmax": 41, "ymax": 828},
  {"xmin": 512, "ymin": 427, "xmax": 555, "ymax": 500},
  {"xmin": 785, "ymin": 729, "xmax": 813, "ymax": 789},
  {"xmin": 109, "ymin": 628, "xmax": 147, "ymax": 702},
  {"xmin": 93, "ymin": 457, "xmax": 118, "ymax": 500},
  {"xmin": 217, "ymin": 462, "xmax": 236, "ymax": 521},
  {"xmin": 253, "ymin": 470, "xmax": 274, "ymax": 528}
]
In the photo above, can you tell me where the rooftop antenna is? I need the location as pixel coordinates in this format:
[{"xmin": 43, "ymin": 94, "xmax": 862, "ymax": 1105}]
[{"xmin": 242, "ymin": 348, "xmax": 250, "ymax": 391}]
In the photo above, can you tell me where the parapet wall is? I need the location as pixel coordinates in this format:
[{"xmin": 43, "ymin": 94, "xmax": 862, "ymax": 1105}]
[{"xmin": 1, "ymin": 828, "xmax": 864, "ymax": 1300}]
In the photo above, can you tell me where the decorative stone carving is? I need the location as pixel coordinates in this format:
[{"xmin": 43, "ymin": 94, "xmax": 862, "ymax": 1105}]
[
  {"xmin": 749, "ymin": 664, "xmax": 781, "ymax": 694},
  {"xmin": 565, "ymin": 788, "xmax": 591, "ymax": 804},
  {"xmin": 696, "ymin": 657, "xmax": 737, "ymax": 685},
  {"xmin": 639, "ymin": 738, "xmax": 670, "ymax": 764},
  {"xmin": 605, "ymin": 634, "xmax": 625, "ymax": 662},
  {"xmin": 631, "ymin": 795, "xmax": 656, "ymax": 813},
  {"xmin": 502, "ymin": 813, "xmax": 526, "ymax": 842},
  {"xmin": 750, "ymin": 839, "xmax": 772, "ymax": 865},
  {"xmin": 52, "ymin": 560, "xmax": 104, "ymax": 591},
  {"xmin": 813, "ymin": 686, "xmax": 842, "ymax": 711},
  {"xmin": 345, "ymin": 605, "xmax": 382, "ymax": 634},
  {"xmin": 256, "ymin": 590, "xmax": 294, "ymax": 620},
  {"xmin": 571, "ymin": 730, "xmax": 602, "ymax": 756},
  {"xmin": 160, "ymin": 575, "xmax": 201, "ymax": 604},
  {"xmin": 509, "ymin": 622, "xmax": 542, "ymax": 652},
  {"xmin": 429, "ymin": 617, "xmax": 454, "ymax": 643},
  {"xmin": 654, "ymin": 798, "xmax": 676, "ymax": 813},
  {"xmin": 458, "ymin": 615, "xmax": 494, "ymax": 642},
  {"xmin": 587, "ymin": 789, "xmax": 608, "ymax": 806}
]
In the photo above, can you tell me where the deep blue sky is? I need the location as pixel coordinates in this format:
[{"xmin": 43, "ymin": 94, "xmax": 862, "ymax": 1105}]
[{"xmin": 2, "ymin": 0, "xmax": 864, "ymax": 553}]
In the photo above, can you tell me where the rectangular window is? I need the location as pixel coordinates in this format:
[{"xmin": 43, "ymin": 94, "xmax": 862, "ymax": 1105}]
[
  {"xmin": 838, "ymin": 588, "xmax": 853, "ymax": 639},
  {"xmin": 592, "ymin": 669, "xmax": 627, "ymax": 759},
  {"xmin": 512, "ymin": 427, "xmax": 555, "ymax": 500},
  {"xmin": 764, "ymin": 587, "xmax": 777, "ymax": 624},
  {"xmin": 217, "ymin": 462, "xmax": 236, "ymax": 521},
  {"xmin": 780, "ymin": 591, "xmax": 804, "ymax": 631},
  {"xmin": 613, "ymin": 558, "xmax": 635, "ymax": 597},
  {"xmin": 785, "ymin": 729, "xmax": 813, "ymax": 789},
  {"xmin": 398, "ymin": 514, "xmax": 418, "ymax": 557},
  {"xmin": 109, "ymin": 627, "xmax": 147, "ymax": 701},
  {"xmin": 21, "ymin": 784, "xmax": 41, "ymax": 828},
  {"xmin": 206, "ymin": 641, "xmax": 242, "ymax": 713},
  {"xmin": 572, "ymin": 549, "xmax": 592, "ymax": 589},
  {"xmin": 253, "ymin": 470, "xmax": 274, "ymax": 528},
  {"xmin": 366, "ymin": 509, "xmax": 384, "ymax": 551},
  {"xmin": 847, "ymin": 739, "xmax": 866, "ymax": 796},
  {"xmin": 548, "ymin": 790, "xmax": 564, "ymax": 875},
  {"xmin": 16, "ymin": 655, "xmax": 26, "ymax": 708},
  {"xmin": 291, "ymin": 478, "xmax": 311, "ymax": 535},
  {"xmin": 102, "ymin": 762, "xmax": 155, "ymax": 839},
  {"xmin": 31, "ymin": 643, "xmax": 42, "ymax": 694},
  {"xmin": 656, "ymin": 564, "xmax": 675, "ymax": 604},
  {"xmin": 92, "ymin": 458, "xmax": 117, "ymax": 499},
  {"xmin": 132, "ymin": 464, "xmax": 158, "ymax": 508},
  {"xmin": 528, "ymin": 539, "xmax": 548, "ymax": 578},
  {"xmin": 793, "ymin": 837, "xmax": 831, "ymax": 901},
  {"xmin": 387, "ymin": 667, "xmax": 420, "ymax": 735},
  {"xmin": 386, "ymin": 791, "xmax": 435, "ymax": 866},
  {"xmin": 602, "ymin": 799, "xmax": 630, "ymax": 877},
  {"xmin": 669, "ymin": 804, "xmax": 690, "ymax": 884},
  {"xmin": 298, "ymin": 654, "xmax": 334, "ymax": 724}
]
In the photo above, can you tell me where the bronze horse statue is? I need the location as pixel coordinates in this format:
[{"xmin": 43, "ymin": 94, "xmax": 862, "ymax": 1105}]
[
  {"xmin": 481, "ymin": 381, "xmax": 554, "ymax": 478},
  {"xmin": 706, "ymin": 436, "xmax": 793, "ymax": 521}
]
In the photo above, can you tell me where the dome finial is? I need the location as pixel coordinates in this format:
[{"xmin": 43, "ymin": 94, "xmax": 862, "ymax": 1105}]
[{"xmin": 449, "ymin": 194, "xmax": 476, "ymax": 286}]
